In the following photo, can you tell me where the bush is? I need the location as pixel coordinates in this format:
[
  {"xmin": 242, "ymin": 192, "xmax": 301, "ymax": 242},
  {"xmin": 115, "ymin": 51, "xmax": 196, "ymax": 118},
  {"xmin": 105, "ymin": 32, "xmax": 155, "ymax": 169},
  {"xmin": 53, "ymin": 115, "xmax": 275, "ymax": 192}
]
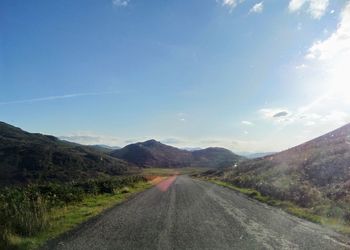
[
  {"xmin": 288, "ymin": 184, "xmax": 321, "ymax": 207},
  {"xmin": 120, "ymin": 187, "xmax": 130, "ymax": 194},
  {"xmin": 76, "ymin": 180, "xmax": 99, "ymax": 195},
  {"xmin": 0, "ymin": 175, "xmax": 147, "ymax": 247},
  {"xmin": 249, "ymin": 191, "xmax": 259, "ymax": 198},
  {"xmin": 343, "ymin": 211, "xmax": 350, "ymax": 224},
  {"xmin": 37, "ymin": 183, "xmax": 84, "ymax": 207},
  {"xmin": 0, "ymin": 187, "xmax": 49, "ymax": 247}
]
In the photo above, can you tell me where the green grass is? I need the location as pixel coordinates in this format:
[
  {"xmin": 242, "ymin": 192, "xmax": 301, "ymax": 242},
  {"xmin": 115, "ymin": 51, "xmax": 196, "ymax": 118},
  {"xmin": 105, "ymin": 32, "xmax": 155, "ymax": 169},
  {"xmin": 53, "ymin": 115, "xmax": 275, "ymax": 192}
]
[
  {"xmin": 142, "ymin": 167, "xmax": 210, "ymax": 176},
  {"xmin": 7, "ymin": 181, "xmax": 152, "ymax": 250},
  {"xmin": 206, "ymin": 178, "xmax": 350, "ymax": 235}
]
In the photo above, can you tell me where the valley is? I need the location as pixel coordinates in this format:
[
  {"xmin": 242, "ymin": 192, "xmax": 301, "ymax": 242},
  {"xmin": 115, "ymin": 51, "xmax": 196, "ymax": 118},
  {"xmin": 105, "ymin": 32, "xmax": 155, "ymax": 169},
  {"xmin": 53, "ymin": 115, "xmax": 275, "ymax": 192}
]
[{"xmin": 1, "ymin": 121, "xmax": 350, "ymax": 249}]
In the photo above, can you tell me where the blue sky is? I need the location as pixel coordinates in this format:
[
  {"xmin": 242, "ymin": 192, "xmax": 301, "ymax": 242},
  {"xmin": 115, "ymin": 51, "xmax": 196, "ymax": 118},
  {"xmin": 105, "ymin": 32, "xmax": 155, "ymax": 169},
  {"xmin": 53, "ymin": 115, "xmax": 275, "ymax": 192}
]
[{"xmin": 1, "ymin": 0, "xmax": 350, "ymax": 152}]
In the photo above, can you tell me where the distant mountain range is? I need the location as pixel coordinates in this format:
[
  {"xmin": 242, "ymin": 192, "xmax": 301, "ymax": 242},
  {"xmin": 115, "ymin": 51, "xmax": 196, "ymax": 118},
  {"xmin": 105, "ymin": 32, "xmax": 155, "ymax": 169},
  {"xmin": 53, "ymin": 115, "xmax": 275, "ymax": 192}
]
[
  {"xmin": 88, "ymin": 145, "xmax": 121, "ymax": 153},
  {"xmin": 182, "ymin": 147, "xmax": 203, "ymax": 152},
  {"xmin": 0, "ymin": 122, "xmax": 131, "ymax": 185},
  {"xmin": 4, "ymin": 118, "xmax": 350, "ymax": 204},
  {"xmin": 110, "ymin": 139, "xmax": 243, "ymax": 168},
  {"xmin": 241, "ymin": 152, "xmax": 277, "ymax": 159},
  {"xmin": 211, "ymin": 123, "xmax": 350, "ymax": 208},
  {"xmin": 0, "ymin": 122, "xmax": 244, "ymax": 185}
]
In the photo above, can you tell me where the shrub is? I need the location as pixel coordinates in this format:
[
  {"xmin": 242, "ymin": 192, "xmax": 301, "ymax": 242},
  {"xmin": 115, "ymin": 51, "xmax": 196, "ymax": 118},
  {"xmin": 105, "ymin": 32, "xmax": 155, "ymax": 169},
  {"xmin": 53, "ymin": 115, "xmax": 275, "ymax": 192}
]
[
  {"xmin": 37, "ymin": 183, "xmax": 84, "ymax": 206},
  {"xmin": 249, "ymin": 191, "xmax": 259, "ymax": 198},
  {"xmin": 343, "ymin": 211, "xmax": 350, "ymax": 224},
  {"xmin": 0, "ymin": 187, "xmax": 49, "ymax": 247},
  {"xmin": 120, "ymin": 187, "xmax": 130, "ymax": 194},
  {"xmin": 76, "ymin": 180, "xmax": 99, "ymax": 195},
  {"xmin": 288, "ymin": 184, "xmax": 321, "ymax": 207},
  {"xmin": 0, "ymin": 175, "xmax": 147, "ymax": 247}
]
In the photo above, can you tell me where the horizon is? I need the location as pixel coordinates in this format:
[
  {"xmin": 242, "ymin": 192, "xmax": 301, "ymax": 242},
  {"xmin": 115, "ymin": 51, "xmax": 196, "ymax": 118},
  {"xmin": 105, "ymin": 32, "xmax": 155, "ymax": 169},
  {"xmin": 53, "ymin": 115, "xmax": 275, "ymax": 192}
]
[
  {"xmin": 55, "ymin": 121, "xmax": 350, "ymax": 154},
  {"xmin": 3, "ymin": 119, "xmax": 348, "ymax": 155},
  {"xmin": 2, "ymin": 0, "xmax": 350, "ymax": 152}
]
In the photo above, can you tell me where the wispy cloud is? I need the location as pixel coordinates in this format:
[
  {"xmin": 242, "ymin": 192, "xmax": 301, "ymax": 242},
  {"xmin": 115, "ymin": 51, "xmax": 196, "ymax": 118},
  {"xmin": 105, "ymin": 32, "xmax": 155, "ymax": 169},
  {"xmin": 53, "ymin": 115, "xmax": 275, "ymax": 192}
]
[
  {"xmin": 241, "ymin": 120, "xmax": 254, "ymax": 126},
  {"xmin": 218, "ymin": 0, "xmax": 245, "ymax": 11},
  {"xmin": 112, "ymin": 0, "xmax": 130, "ymax": 7},
  {"xmin": 288, "ymin": 0, "xmax": 329, "ymax": 19},
  {"xmin": 0, "ymin": 91, "xmax": 119, "ymax": 105},
  {"xmin": 160, "ymin": 138, "xmax": 184, "ymax": 145},
  {"xmin": 60, "ymin": 131, "xmax": 122, "ymax": 146},
  {"xmin": 249, "ymin": 2, "xmax": 264, "ymax": 14}
]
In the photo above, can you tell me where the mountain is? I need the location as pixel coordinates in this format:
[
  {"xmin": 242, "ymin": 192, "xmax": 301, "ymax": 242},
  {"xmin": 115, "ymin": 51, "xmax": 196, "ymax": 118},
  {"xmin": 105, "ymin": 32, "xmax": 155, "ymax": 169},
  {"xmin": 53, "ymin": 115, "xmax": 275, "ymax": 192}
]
[
  {"xmin": 110, "ymin": 140, "xmax": 243, "ymax": 168},
  {"xmin": 215, "ymin": 123, "xmax": 350, "ymax": 207},
  {"xmin": 192, "ymin": 147, "xmax": 242, "ymax": 168},
  {"xmin": 244, "ymin": 152, "xmax": 277, "ymax": 159},
  {"xmin": 182, "ymin": 147, "xmax": 203, "ymax": 152},
  {"xmin": 0, "ymin": 122, "xmax": 132, "ymax": 186},
  {"xmin": 110, "ymin": 140, "xmax": 193, "ymax": 167},
  {"xmin": 88, "ymin": 145, "xmax": 121, "ymax": 153}
]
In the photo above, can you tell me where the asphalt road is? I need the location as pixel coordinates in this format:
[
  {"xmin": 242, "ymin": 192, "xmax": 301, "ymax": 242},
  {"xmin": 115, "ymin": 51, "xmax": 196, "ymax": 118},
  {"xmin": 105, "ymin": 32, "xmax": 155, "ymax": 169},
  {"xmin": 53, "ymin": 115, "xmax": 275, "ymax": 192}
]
[{"xmin": 43, "ymin": 175, "xmax": 350, "ymax": 250}]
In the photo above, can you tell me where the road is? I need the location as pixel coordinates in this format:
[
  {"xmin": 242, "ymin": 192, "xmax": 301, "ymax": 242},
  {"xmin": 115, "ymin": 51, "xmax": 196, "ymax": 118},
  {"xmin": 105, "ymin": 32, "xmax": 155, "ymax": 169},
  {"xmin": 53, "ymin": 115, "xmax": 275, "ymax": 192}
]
[{"xmin": 43, "ymin": 175, "xmax": 350, "ymax": 250}]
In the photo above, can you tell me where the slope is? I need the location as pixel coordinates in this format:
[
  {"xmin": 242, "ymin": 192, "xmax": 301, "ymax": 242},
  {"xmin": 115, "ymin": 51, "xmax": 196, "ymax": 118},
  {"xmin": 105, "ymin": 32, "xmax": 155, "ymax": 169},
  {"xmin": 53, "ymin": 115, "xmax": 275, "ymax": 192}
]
[{"xmin": 0, "ymin": 122, "xmax": 131, "ymax": 185}]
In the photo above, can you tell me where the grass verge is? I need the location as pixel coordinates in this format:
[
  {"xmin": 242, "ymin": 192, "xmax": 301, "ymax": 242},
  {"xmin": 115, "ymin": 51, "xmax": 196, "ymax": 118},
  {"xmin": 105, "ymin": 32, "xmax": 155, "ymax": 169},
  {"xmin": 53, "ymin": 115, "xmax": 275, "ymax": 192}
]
[
  {"xmin": 6, "ymin": 181, "xmax": 152, "ymax": 250},
  {"xmin": 205, "ymin": 178, "xmax": 350, "ymax": 235}
]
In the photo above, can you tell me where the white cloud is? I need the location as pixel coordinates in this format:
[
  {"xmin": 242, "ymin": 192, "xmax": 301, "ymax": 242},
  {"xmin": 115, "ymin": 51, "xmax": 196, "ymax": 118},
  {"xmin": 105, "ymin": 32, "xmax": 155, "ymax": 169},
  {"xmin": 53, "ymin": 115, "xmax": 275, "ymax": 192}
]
[
  {"xmin": 249, "ymin": 2, "xmax": 264, "ymax": 14},
  {"xmin": 288, "ymin": 0, "xmax": 329, "ymax": 19},
  {"xmin": 289, "ymin": 0, "xmax": 306, "ymax": 12},
  {"xmin": 259, "ymin": 103, "xmax": 350, "ymax": 129},
  {"xmin": 218, "ymin": 0, "xmax": 245, "ymax": 10},
  {"xmin": 253, "ymin": 102, "xmax": 349, "ymax": 152},
  {"xmin": 160, "ymin": 138, "xmax": 184, "ymax": 145},
  {"xmin": 309, "ymin": 0, "xmax": 329, "ymax": 18},
  {"xmin": 241, "ymin": 120, "xmax": 254, "ymax": 126},
  {"xmin": 320, "ymin": 110, "xmax": 349, "ymax": 125},
  {"xmin": 304, "ymin": 2, "xmax": 350, "ymax": 104},
  {"xmin": 60, "ymin": 132, "xmax": 122, "ymax": 146},
  {"xmin": 282, "ymin": 2, "xmax": 350, "ymax": 132},
  {"xmin": 112, "ymin": 0, "xmax": 130, "ymax": 7},
  {"xmin": 295, "ymin": 63, "xmax": 307, "ymax": 69},
  {"xmin": 306, "ymin": 3, "xmax": 350, "ymax": 61}
]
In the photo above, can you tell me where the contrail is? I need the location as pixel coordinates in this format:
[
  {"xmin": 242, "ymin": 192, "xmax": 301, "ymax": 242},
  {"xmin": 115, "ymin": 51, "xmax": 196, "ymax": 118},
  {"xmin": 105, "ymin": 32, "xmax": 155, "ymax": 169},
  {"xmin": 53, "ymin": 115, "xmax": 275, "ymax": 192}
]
[{"xmin": 0, "ymin": 91, "xmax": 119, "ymax": 105}]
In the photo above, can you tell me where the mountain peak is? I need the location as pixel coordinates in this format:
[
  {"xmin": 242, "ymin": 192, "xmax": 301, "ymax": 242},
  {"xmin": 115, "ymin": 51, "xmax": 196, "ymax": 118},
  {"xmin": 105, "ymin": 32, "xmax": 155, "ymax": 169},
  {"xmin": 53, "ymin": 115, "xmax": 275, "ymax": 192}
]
[
  {"xmin": 141, "ymin": 139, "xmax": 160, "ymax": 146},
  {"xmin": 110, "ymin": 140, "xmax": 242, "ymax": 168}
]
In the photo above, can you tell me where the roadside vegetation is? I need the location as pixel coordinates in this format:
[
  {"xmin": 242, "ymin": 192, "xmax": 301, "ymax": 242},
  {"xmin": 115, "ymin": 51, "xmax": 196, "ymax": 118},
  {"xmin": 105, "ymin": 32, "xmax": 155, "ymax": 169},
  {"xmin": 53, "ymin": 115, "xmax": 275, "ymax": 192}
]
[
  {"xmin": 0, "ymin": 176, "xmax": 151, "ymax": 249},
  {"xmin": 205, "ymin": 178, "xmax": 350, "ymax": 235},
  {"xmin": 200, "ymin": 124, "xmax": 350, "ymax": 236}
]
